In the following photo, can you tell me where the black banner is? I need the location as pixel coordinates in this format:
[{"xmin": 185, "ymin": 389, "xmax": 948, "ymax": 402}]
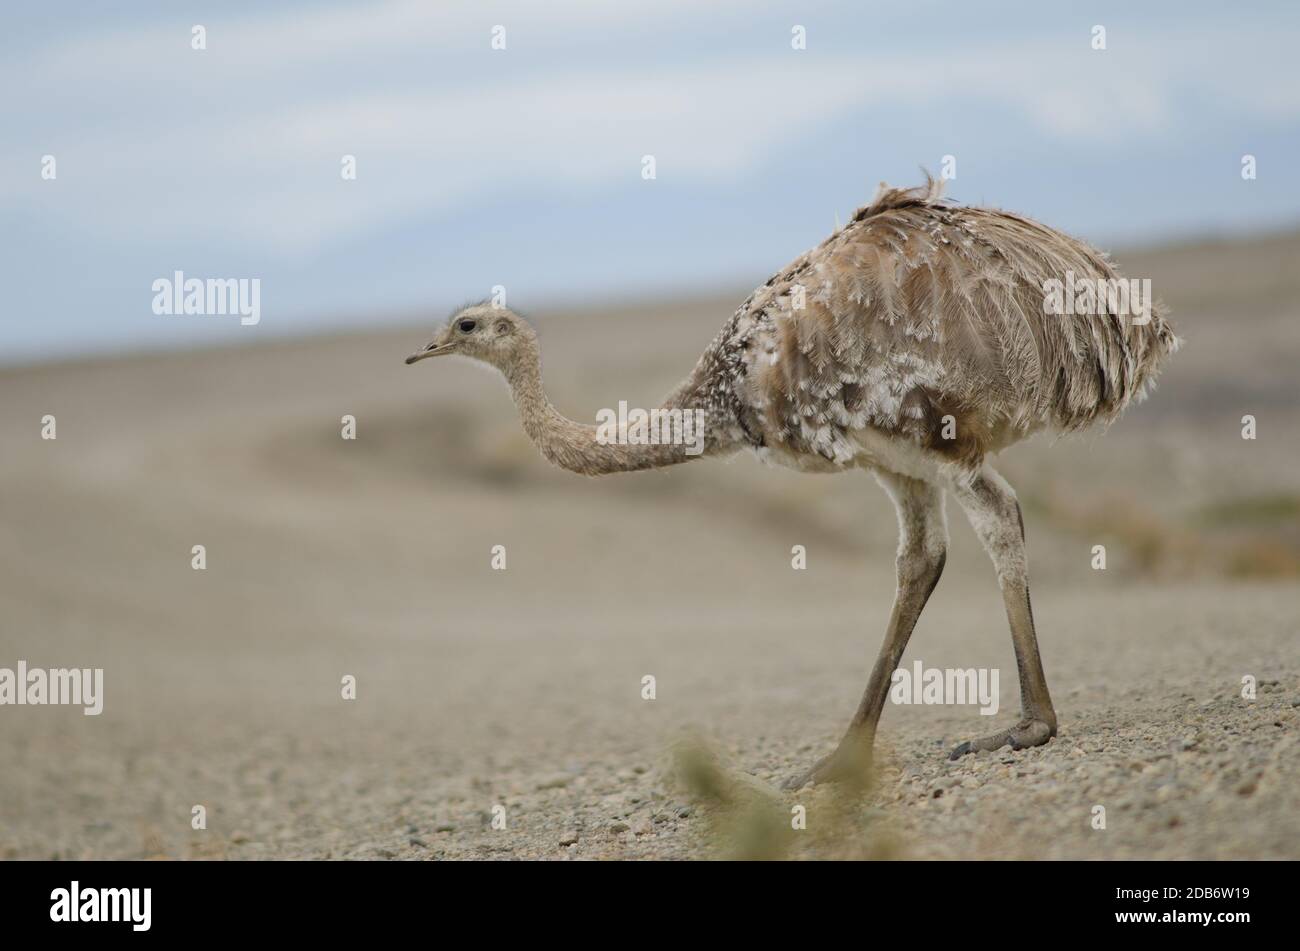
[{"xmin": 0, "ymin": 859, "xmax": 1279, "ymax": 938}]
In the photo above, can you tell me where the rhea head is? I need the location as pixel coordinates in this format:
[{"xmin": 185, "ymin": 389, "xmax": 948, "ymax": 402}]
[{"xmin": 404, "ymin": 303, "xmax": 537, "ymax": 375}]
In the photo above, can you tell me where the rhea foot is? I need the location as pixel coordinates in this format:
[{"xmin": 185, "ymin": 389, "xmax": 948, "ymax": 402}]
[
  {"xmin": 782, "ymin": 739, "xmax": 874, "ymax": 791},
  {"xmin": 948, "ymin": 717, "xmax": 1054, "ymax": 760}
]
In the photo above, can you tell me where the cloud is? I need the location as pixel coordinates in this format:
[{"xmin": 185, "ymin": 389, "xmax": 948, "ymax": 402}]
[{"xmin": 3, "ymin": 6, "xmax": 1297, "ymax": 256}]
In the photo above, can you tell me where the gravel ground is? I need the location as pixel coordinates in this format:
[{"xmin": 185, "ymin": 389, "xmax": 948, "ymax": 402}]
[{"xmin": 3, "ymin": 575, "xmax": 1295, "ymax": 861}]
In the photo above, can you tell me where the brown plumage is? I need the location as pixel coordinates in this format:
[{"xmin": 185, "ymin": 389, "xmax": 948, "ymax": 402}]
[
  {"xmin": 673, "ymin": 174, "xmax": 1179, "ymax": 470},
  {"xmin": 407, "ymin": 178, "xmax": 1180, "ymax": 789}
]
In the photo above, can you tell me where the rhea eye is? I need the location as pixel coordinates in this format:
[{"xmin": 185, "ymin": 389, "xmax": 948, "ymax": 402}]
[{"xmin": 458, "ymin": 319, "xmax": 477, "ymax": 333}]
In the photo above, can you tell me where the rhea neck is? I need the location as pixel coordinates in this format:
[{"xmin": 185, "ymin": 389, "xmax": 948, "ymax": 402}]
[{"xmin": 501, "ymin": 344, "xmax": 704, "ymax": 476}]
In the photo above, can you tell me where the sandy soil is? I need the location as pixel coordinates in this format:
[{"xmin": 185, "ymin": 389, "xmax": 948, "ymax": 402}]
[{"xmin": 1, "ymin": 233, "xmax": 1298, "ymax": 860}]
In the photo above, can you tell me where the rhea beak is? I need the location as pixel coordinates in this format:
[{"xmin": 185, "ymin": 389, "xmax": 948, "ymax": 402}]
[{"xmin": 405, "ymin": 342, "xmax": 457, "ymax": 365}]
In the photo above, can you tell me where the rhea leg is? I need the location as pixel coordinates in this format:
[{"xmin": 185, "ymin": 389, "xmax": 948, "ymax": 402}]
[
  {"xmin": 783, "ymin": 471, "xmax": 947, "ymax": 790},
  {"xmin": 947, "ymin": 466, "xmax": 1056, "ymax": 758}
]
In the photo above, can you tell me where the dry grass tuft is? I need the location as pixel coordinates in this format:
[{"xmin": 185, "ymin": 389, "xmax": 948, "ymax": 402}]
[
  {"xmin": 668, "ymin": 734, "xmax": 901, "ymax": 860},
  {"xmin": 1027, "ymin": 486, "xmax": 1300, "ymax": 579}
]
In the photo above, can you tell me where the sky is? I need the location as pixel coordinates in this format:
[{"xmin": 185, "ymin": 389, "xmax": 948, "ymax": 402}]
[{"xmin": 3, "ymin": 0, "xmax": 1299, "ymax": 363}]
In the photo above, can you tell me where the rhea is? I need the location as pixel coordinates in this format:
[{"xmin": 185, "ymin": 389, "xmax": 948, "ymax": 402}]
[{"xmin": 406, "ymin": 179, "xmax": 1179, "ymax": 789}]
